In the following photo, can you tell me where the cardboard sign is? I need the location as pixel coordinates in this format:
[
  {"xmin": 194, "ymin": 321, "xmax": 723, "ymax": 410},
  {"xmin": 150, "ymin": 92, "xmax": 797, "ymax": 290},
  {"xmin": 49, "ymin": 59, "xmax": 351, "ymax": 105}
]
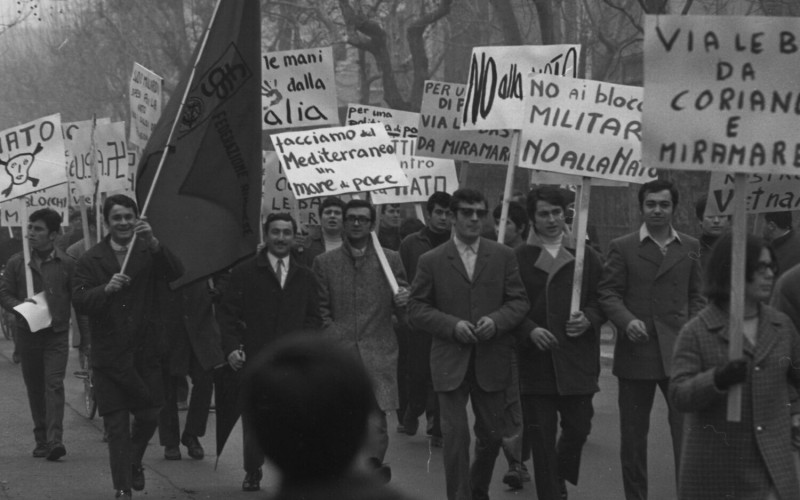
[
  {"xmin": 417, "ymin": 80, "xmax": 512, "ymax": 165},
  {"xmin": 129, "ymin": 63, "xmax": 163, "ymax": 150},
  {"xmin": 371, "ymin": 156, "xmax": 458, "ymax": 205},
  {"xmin": 460, "ymin": 45, "xmax": 580, "ymax": 131},
  {"xmin": 345, "ymin": 104, "xmax": 419, "ymax": 138},
  {"xmin": 706, "ymin": 171, "xmax": 800, "ymax": 215},
  {"xmin": 520, "ymin": 74, "xmax": 657, "ymax": 184},
  {"xmin": 64, "ymin": 118, "xmax": 112, "ymax": 206},
  {"xmin": 95, "ymin": 122, "xmax": 130, "ymax": 194},
  {"xmin": 262, "ymin": 150, "xmax": 320, "ymax": 225},
  {"xmin": 262, "ymin": 46, "xmax": 338, "ymax": 130},
  {"xmin": 644, "ymin": 15, "xmax": 800, "ymax": 175},
  {"xmin": 271, "ymin": 124, "xmax": 408, "ymax": 200},
  {"xmin": 0, "ymin": 183, "xmax": 69, "ymax": 226},
  {"xmin": 0, "ymin": 114, "xmax": 67, "ymax": 203}
]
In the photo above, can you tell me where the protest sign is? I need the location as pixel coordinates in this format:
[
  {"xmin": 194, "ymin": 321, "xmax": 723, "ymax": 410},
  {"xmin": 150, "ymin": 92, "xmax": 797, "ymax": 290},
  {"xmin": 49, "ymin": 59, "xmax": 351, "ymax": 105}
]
[
  {"xmin": 262, "ymin": 46, "xmax": 338, "ymax": 130},
  {"xmin": 417, "ymin": 80, "xmax": 512, "ymax": 165},
  {"xmin": 270, "ymin": 123, "xmax": 408, "ymax": 200},
  {"xmin": 345, "ymin": 104, "xmax": 419, "ymax": 138},
  {"xmin": 0, "ymin": 114, "xmax": 67, "ymax": 203},
  {"xmin": 460, "ymin": 45, "xmax": 580, "ymax": 131},
  {"xmin": 371, "ymin": 156, "xmax": 458, "ymax": 205},
  {"xmin": 520, "ymin": 73, "xmax": 657, "ymax": 184},
  {"xmin": 95, "ymin": 122, "xmax": 130, "ymax": 194},
  {"xmin": 129, "ymin": 63, "xmax": 163, "ymax": 150},
  {"xmin": 64, "ymin": 118, "xmax": 111, "ymax": 206},
  {"xmin": 644, "ymin": 15, "xmax": 800, "ymax": 175},
  {"xmin": 262, "ymin": 150, "xmax": 320, "ymax": 225},
  {"xmin": 705, "ymin": 171, "xmax": 800, "ymax": 215},
  {"xmin": 0, "ymin": 183, "xmax": 70, "ymax": 226}
]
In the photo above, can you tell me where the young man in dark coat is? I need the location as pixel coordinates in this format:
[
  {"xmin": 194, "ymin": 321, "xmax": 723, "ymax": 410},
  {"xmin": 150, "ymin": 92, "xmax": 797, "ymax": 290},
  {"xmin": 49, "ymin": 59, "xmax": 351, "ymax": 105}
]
[
  {"xmin": 216, "ymin": 212, "xmax": 321, "ymax": 492},
  {"xmin": 72, "ymin": 194, "xmax": 183, "ymax": 499}
]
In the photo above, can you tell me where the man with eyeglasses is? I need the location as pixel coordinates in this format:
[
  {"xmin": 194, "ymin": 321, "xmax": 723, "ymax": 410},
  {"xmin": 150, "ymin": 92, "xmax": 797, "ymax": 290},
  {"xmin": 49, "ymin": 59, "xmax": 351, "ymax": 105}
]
[
  {"xmin": 694, "ymin": 195, "xmax": 730, "ymax": 270},
  {"xmin": 598, "ymin": 179, "xmax": 705, "ymax": 500},
  {"xmin": 312, "ymin": 199, "xmax": 409, "ymax": 483},
  {"xmin": 408, "ymin": 188, "xmax": 529, "ymax": 500}
]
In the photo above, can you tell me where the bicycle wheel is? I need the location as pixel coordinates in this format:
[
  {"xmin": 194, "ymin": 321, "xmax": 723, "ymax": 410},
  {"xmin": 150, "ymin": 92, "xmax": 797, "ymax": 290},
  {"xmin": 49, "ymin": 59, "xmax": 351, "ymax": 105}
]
[{"xmin": 84, "ymin": 372, "xmax": 97, "ymax": 419}]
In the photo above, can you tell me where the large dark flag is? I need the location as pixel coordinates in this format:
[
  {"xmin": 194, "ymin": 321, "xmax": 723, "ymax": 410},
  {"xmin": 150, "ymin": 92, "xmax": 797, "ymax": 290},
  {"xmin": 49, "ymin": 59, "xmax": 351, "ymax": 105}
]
[{"xmin": 136, "ymin": 0, "xmax": 261, "ymax": 288}]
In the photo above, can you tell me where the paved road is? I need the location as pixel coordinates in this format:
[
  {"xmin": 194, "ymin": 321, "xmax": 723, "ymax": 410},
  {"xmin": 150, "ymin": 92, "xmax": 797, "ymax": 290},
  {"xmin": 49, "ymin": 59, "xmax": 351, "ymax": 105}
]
[{"xmin": 0, "ymin": 336, "xmax": 677, "ymax": 499}]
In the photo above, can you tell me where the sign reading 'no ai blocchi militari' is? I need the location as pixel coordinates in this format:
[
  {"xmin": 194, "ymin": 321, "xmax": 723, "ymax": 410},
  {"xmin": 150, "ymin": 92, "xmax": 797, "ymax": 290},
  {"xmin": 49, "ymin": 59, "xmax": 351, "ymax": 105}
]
[
  {"xmin": 270, "ymin": 123, "xmax": 408, "ymax": 200},
  {"xmin": 418, "ymin": 80, "xmax": 512, "ymax": 165},
  {"xmin": 644, "ymin": 15, "xmax": 800, "ymax": 174},
  {"xmin": 129, "ymin": 63, "xmax": 163, "ymax": 150},
  {"xmin": 0, "ymin": 114, "xmax": 66, "ymax": 203},
  {"xmin": 262, "ymin": 46, "xmax": 338, "ymax": 131},
  {"xmin": 346, "ymin": 104, "xmax": 420, "ymax": 138},
  {"xmin": 520, "ymin": 73, "xmax": 657, "ymax": 184},
  {"xmin": 705, "ymin": 171, "xmax": 800, "ymax": 215},
  {"xmin": 460, "ymin": 45, "xmax": 580, "ymax": 131}
]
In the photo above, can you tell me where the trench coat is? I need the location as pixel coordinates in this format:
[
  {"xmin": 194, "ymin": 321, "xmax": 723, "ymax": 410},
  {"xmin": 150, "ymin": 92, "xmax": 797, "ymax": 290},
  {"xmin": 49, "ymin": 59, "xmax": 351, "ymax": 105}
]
[
  {"xmin": 312, "ymin": 239, "xmax": 407, "ymax": 412},
  {"xmin": 669, "ymin": 304, "xmax": 800, "ymax": 500}
]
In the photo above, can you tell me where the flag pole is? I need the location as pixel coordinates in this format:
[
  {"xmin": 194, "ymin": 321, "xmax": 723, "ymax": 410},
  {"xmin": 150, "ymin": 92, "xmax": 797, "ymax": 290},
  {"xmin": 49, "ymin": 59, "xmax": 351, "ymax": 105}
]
[{"xmin": 119, "ymin": 0, "xmax": 224, "ymax": 274}]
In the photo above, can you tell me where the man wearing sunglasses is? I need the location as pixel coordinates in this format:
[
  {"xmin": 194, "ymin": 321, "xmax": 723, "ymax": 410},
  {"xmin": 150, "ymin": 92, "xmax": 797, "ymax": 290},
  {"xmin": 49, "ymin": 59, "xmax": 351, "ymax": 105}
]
[{"xmin": 408, "ymin": 188, "xmax": 529, "ymax": 500}]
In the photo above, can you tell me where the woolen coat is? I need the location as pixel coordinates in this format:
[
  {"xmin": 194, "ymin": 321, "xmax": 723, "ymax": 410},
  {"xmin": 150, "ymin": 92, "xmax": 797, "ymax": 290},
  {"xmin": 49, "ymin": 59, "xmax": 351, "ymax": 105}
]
[
  {"xmin": 515, "ymin": 241, "xmax": 605, "ymax": 395},
  {"xmin": 407, "ymin": 237, "xmax": 529, "ymax": 393},
  {"xmin": 669, "ymin": 304, "xmax": 800, "ymax": 500},
  {"xmin": 312, "ymin": 240, "xmax": 407, "ymax": 412},
  {"xmin": 599, "ymin": 230, "xmax": 705, "ymax": 379},
  {"xmin": 72, "ymin": 237, "xmax": 184, "ymax": 415},
  {"xmin": 771, "ymin": 262, "xmax": 800, "ymax": 331}
]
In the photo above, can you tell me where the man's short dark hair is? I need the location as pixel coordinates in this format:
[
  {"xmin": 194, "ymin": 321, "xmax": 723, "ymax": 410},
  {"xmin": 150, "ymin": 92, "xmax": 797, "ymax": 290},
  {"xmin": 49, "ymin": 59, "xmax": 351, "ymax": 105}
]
[
  {"xmin": 493, "ymin": 202, "xmax": 529, "ymax": 238},
  {"xmin": 449, "ymin": 188, "xmax": 486, "ymax": 213},
  {"xmin": 318, "ymin": 196, "xmax": 346, "ymax": 218},
  {"xmin": 426, "ymin": 192, "xmax": 452, "ymax": 215},
  {"xmin": 30, "ymin": 208, "xmax": 62, "ymax": 234},
  {"xmin": 526, "ymin": 186, "xmax": 567, "ymax": 221},
  {"xmin": 704, "ymin": 233, "xmax": 777, "ymax": 308},
  {"xmin": 103, "ymin": 194, "xmax": 138, "ymax": 224},
  {"xmin": 241, "ymin": 333, "xmax": 373, "ymax": 484},
  {"xmin": 344, "ymin": 199, "xmax": 376, "ymax": 223},
  {"xmin": 263, "ymin": 212, "xmax": 297, "ymax": 234},
  {"xmin": 638, "ymin": 179, "xmax": 678, "ymax": 210},
  {"xmin": 765, "ymin": 211, "xmax": 792, "ymax": 230}
]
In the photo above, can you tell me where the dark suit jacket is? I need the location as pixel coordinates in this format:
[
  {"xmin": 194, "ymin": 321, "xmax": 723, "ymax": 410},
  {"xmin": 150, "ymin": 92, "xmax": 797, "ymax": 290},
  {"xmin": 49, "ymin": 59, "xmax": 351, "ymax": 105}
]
[
  {"xmin": 598, "ymin": 230, "xmax": 705, "ymax": 379},
  {"xmin": 407, "ymin": 237, "xmax": 529, "ymax": 392}
]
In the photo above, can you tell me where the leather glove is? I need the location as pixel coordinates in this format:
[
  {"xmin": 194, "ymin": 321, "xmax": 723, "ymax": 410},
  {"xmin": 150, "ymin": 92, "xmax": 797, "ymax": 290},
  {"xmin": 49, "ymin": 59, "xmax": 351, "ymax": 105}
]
[{"xmin": 713, "ymin": 358, "xmax": 748, "ymax": 390}]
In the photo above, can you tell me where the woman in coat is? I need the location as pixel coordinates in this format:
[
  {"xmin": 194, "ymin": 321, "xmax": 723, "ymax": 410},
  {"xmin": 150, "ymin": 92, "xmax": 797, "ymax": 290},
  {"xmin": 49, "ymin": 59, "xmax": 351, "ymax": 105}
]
[{"xmin": 669, "ymin": 233, "xmax": 800, "ymax": 500}]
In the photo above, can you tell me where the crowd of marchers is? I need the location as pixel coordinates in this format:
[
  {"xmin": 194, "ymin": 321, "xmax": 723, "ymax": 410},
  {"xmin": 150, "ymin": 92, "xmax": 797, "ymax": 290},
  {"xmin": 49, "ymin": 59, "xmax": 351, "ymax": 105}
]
[{"xmin": 2, "ymin": 179, "xmax": 800, "ymax": 500}]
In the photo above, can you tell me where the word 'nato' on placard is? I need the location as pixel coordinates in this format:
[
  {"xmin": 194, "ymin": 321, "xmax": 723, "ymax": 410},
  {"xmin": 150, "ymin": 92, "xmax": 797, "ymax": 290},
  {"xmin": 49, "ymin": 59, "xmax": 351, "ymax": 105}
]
[{"xmin": 371, "ymin": 156, "xmax": 458, "ymax": 205}]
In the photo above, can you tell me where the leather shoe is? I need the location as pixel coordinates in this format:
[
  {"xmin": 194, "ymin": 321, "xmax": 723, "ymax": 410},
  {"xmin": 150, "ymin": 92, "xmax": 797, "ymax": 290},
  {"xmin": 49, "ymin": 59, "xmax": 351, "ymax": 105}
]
[
  {"xmin": 33, "ymin": 443, "xmax": 48, "ymax": 458},
  {"xmin": 46, "ymin": 442, "xmax": 66, "ymax": 461},
  {"xmin": 181, "ymin": 434, "xmax": 204, "ymax": 460},
  {"xmin": 131, "ymin": 465, "xmax": 145, "ymax": 491},
  {"xmin": 114, "ymin": 490, "xmax": 132, "ymax": 499},
  {"xmin": 402, "ymin": 416, "xmax": 419, "ymax": 436},
  {"xmin": 368, "ymin": 457, "xmax": 391, "ymax": 484},
  {"xmin": 242, "ymin": 468, "xmax": 262, "ymax": 492},
  {"xmin": 164, "ymin": 445, "xmax": 182, "ymax": 460},
  {"xmin": 502, "ymin": 467, "xmax": 523, "ymax": 490}
]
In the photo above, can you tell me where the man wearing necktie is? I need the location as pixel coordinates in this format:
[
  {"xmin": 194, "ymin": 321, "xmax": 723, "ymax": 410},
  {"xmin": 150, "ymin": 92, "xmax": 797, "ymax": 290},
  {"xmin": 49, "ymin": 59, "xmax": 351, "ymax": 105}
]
[
  {"xmin": 217, "ymin": 212, "xmax": 321, "ymax": 492},
  {"xmin": 408, "ymin": 188, "xmax": 529, "ymax": 500}
]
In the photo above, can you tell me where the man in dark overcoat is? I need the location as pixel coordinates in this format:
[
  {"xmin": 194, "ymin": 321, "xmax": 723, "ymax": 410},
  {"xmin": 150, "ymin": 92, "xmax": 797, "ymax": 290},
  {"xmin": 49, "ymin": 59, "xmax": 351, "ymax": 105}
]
[{"xmin": 72, "ymin": 194, "xmax": 183, "ymax": 499}]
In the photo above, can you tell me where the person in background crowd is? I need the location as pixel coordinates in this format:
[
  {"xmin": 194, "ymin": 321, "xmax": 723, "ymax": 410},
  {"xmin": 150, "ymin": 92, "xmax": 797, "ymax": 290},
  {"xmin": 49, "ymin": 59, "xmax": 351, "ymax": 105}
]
[
  {"xmin": 378, "ymin": 203, "xmax": 404, "ymax": 251},
  {"xmin": 693, "ymin": 195, "xmax": 730, "ymax": 270},
  {"xmin": 240, "ymin": 334, "xmax": 415, "ymax": 500},
  {"xmin": 763, "ymin": 211, "xmax": 800, "ymax": 277},
  {"xmin": 157, "ymin": 280, "xmax": 225, "ymax": 461},
  {"xmin": 772, "ymin": 261, "xmax": 800, "ymax": 331},
  {"xmin": 0, "ymin": 226, "xmax": 23, "ymax": 364},
  {"xmin": 72, "ymin": 194, "xmax": 183, "ymax": 499},
  {"xmin": 67, "ymin": 208, "xmax": 98, "ymax": 369},
  {"xmin": 670, "ymin": 233, "xmax": 800, "ymax": 500},
  {"xmin": 516, "ymin": 187, "xmax": 605, "ymax": 500},
  {"xmin": 301, "ymin": 196, "xmax": 346, "ymax": 265},
  {"xmin": 493, "ymin": 201, "xmax": 529, "ymax": 249},
  {"xmin": 408, "ymin": 188, "xmax": 529, "ymax": 500},
  {"xmin": 598, "ymin": 179, "xmax": 705, "ymax": 500},
  {"xmin": 399, "ymin": 192, "xmax": 451, "ymax": 447},
  {"xmin": 217, "ymin": 212, "xmax": 321, "ymax": 492},
  {"xmin": 313, "ymin": 199, "xmax": 409, "ymax": 483},
  {"xmin": 0, "ymin": 209, "xmax": 74, "ymax": 462}
]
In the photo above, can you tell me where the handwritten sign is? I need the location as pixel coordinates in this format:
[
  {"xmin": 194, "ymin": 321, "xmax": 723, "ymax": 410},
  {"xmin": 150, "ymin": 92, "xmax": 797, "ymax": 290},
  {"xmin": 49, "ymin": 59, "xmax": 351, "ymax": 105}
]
[
  {"xmin": 95, "ymin": 122, "xmax": 130, "ymax": 194},
  {"xmin": 345, "ymin": 104, "xmax": 419, "ymax": 138},
  {"xmin": 0, "ymin": 114, "xmax": 67, "ymax": 203},
  {"xmin": 644, "ymin": 15, "xmax": 800, "ymax": 175},
  {"xmin": 417, "ymin": 80, "xmax": 512, "ymax": 165},
  {"xmin": 262, "ymin": 46, "xmax": 338, "ymax": 131},
  {"xmin": 706, "ymin": 171, "xmax": 800, "ymax": 215},
  {"xmin": 270, "ymin": 124, "xmax": 408, "ymax": 200},
  {"xmin": 372, "ymin": 156, "xmax": 458, "ymax": 205},
  {"xmin": 129, "ymin": 63, "xmax": 163, "ymax": 150},
  {"xmin": 0, "ymin": 183, "xmax": 70, "ymax": 226},
  {"xmin": 64, "ymin": 118, "xmax": 110, "ymax": 206},
  {"xmin": 520, "ymin": 74, "xmax": 656, "ymax": 184},
  {"xmin": 461, "ymin": 45, "xmax": 580, "ymax": 131},
  {"xmin": 262, "ymin": 151, "xmax": 320, "ymax": 225}
]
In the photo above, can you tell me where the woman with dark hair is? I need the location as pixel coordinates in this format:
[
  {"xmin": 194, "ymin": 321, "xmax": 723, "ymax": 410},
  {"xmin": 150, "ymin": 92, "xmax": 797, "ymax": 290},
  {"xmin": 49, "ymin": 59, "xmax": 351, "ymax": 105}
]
[{"xmin": 669, "ymin": 233, "xmax": 800, "ymax": 500}]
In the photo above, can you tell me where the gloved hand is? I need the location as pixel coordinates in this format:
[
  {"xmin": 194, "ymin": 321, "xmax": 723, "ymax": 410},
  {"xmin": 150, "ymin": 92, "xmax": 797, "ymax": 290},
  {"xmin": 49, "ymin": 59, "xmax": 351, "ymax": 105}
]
[{"xmin": 713, "ymin": 358, "xmax": 748, "ymax": 390}]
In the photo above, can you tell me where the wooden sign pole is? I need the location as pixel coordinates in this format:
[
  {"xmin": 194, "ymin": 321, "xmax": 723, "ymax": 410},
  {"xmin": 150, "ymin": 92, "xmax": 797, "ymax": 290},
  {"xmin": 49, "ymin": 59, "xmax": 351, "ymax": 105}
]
[
  {"xmin": 726, "ymin": 173, "xmax": 748, "ymax": 422},
  {"xmin": 497, "ymin": 131, "xmax": 521, "ymax": 244},
  {"xmin": 20, "ymin": 203, "xmax": 34, "ymax": 298},
  {"xmin": 569, "ymin": 177, "xmax": 591, "ymax": 315}
]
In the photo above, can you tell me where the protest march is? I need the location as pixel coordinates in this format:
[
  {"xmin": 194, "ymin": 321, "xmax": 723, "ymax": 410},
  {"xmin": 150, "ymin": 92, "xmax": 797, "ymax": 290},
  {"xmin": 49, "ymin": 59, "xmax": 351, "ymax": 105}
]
[{"xmin": 2, "ymin": 1, "xmax": 800, "ymax": 499}]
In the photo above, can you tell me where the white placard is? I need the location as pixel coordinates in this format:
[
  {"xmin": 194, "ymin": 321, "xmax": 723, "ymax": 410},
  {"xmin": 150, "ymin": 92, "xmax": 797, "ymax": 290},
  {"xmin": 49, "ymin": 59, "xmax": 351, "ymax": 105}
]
[
  {"xmin": 706, "ymin": 171, "xmax": 800, "ymax": 215},
  {"xmin": 129, "ymin": 63, "xmax": 163, "ymax": 150},
  {"xmin": 345, "ymin": 104, "xmax": 419, "ymax": 138},
  {"xmin": 371, "ymin": 156, "xmax": 458, "ymax": 205},
  {"xmin": 262, "ymin": 151, "xmax": 321, "ymax": 225}
]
